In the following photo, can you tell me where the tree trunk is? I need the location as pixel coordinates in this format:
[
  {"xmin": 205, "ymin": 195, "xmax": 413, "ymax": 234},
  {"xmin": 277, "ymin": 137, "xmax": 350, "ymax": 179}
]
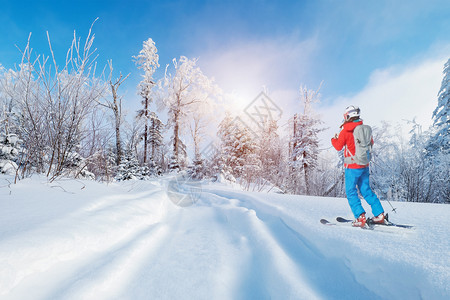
[
  {"xmin": 173, "ymin": 112, "xmax": 179, "ymax": 162},
  {"xmin": 143, "ymin": 97, "xmax": 148, "ymax": 164},
  {"xmin": 172, "ymin": 90, "xmax": 182, "ymax": 166},
  {"xmin": 111, "ymin": 84, "xmax": 122, "ymax": 166}
]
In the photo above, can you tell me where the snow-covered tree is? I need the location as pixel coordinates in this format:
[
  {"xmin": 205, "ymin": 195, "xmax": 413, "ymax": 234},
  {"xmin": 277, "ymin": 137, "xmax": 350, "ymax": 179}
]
[
  {"xmin": 9, "ymin": 26, "xmax": 107, "ymax": 180},
  {"xmin": 0, "ymin": 66, "xmax": 20, "ymax": 137},
  {"xmin": 159, "ymin": 56, "xmax": 219, "ymax": 170},
  {"xmin": 257, "ymin": 119, "xmax": 283, "ymax": 186},
  {"xmin": 134, "ymin": 38, "xmax": 159, "ymax": 164},
  {"xmin": 424, "ymin": 58, "xmax": 450, "ymax": 203},
  {"xmin": 216, "ymin": 113, "xmax": 260, "ymax": 183},
  {"xmin": 428, "ymin": 57, "xmax": 449, "ymax": 156},
  {"xmin": 1, "ymin": 66, "xmax": 25, "ymax": 176},
  {"xmin": 187, "ymin": 157, "xmax": 205, "ymax": 180},
  {"xmin": 369, "ymin": 120, "xmax": 448, "ymax": 204},
  {"xmin": 214, "ymin": 114, "xmax": 236, "ymax": 181},
  {"xmin": 0, "ymin": 133, "xmax": 21, "ymax": 175},
  {"xmin": 148, "ymin": 112, "xmax": 163, "ymax": 159},
  {"xmin": 369, "ymin": 122, "xmax": 402, "ymax": 201},
  {"xmin": 98, "ymin": 61, "xmax": 129, "ymax": 167},
  {"xmin": 289, "ymin": 85, "xmax": 324, "ymax": 194},
  {"xmin": 147, "ymin": 112, "xmax": 164, "ymax": 174},
  {"xmin": 187, "ymin": 95, "xmax": 216, "ymax": 179},
  {"xmin": 115, "ymin": 149, "xmax": 142, "ymax": 181},
  {"xmin": 400, "ymin": 120, "xmax": 433, "ymax": 202},
  {"xmin": 85, "ymin": 148, "xmax": 116, "ymax": 182}
]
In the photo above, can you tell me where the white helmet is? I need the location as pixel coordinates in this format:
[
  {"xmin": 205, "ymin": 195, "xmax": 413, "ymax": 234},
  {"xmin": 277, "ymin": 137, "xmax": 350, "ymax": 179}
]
[{"xmin": 343, "ymin": 105, "xmax": 360, "ymax": 121}]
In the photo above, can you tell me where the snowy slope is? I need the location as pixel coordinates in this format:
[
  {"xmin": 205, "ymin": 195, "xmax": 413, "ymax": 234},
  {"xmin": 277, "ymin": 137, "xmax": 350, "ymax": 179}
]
[{"xmin": 0, "ymin": 175, "xmax": 449, "ymax": 300}]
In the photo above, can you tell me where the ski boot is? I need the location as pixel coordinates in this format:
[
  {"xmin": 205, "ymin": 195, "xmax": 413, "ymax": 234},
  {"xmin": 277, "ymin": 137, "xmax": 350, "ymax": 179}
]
[
  {"xmin": 371, "ymin": 213, "xmax": 387, "ymax": 225},
  {"xmin": 352, "ymin": 213, "xmax": 366, "ymax": 227}
]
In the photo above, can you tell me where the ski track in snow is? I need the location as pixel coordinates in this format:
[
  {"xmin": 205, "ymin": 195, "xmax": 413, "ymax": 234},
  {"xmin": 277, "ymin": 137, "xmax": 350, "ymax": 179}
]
[{"xmin": 0, "ymin": 176, "xmax": 449, "ymax": 299}]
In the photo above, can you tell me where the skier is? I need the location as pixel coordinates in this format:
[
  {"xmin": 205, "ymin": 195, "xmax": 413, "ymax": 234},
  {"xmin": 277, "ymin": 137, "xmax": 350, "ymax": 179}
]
[{"xmin": 331, "ymin": 105, "xmax": 385, "ymax": 227}]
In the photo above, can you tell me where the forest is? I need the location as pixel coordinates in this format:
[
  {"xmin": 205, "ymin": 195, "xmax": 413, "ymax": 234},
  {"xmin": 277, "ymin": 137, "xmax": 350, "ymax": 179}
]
[{"xmin": 0, "ymin": 26, "xmax": 448, "ymax": 204}]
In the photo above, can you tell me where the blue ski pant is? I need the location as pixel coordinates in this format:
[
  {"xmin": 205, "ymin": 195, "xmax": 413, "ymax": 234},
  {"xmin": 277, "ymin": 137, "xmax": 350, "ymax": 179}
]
[{"xmin": 345, "ymin": 167, "xmax": 384, "ymax": 219}]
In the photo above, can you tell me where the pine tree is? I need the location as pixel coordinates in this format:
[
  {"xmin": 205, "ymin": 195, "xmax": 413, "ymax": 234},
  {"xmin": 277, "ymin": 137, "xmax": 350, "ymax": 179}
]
[
  {"xmin": 428, "ymin": 58, "xmax": 449, "ymax": 156},
  {"xmin": 216, "ymin": 114, "xmax": 260, "ymax": 182},
  {"xmin": 148, "ymin": 112, "xmax": 164, "ymax": 165},
  {"xmin": 216, "ymin": 114, "xmax": 238, "ymax": 179},
  {"xmin": 258, "ymin": 119, "xmax": 283, "ymax": 185},
  {"xmin": 0, "ymin": 133, "xmax": 21, "ymax": 174},
  {"xmin": 115, "ymin": 149, "xmax": 142, "ymax": 181},
  {"xmin": 188, "ymin": 157, "xmax": 205, "ymax": 180},
  {"xmin": 425, "ymin": 58, "xmax": 450, "ymax": 203}
]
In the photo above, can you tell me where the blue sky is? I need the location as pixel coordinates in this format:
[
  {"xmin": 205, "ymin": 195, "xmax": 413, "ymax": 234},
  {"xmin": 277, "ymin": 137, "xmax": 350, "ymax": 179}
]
[{"xmin": 1, "ymin": 0, "xmax": 449, "ymax": 142}]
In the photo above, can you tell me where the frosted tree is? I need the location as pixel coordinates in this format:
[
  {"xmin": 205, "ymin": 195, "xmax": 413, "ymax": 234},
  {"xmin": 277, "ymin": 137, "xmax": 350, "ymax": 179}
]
[
  {"xmin": 215, "ymin": 113, "xmax": 237, "ymax": 180},
  {"xmin": 425, "ymin": 58, "xmax": 450, "ymax": 203},
  {"xmin": 115, "ymin": 148, "xmax": 142, "ymax": 181},
  {"xmin": 234, "ymin": 122, "xmax": 260, "ymax": 188},
  {"xmin": 428, "ymin": 58, "xmax": 449, "ymax": 156},
  {"xmin": 11, "ymin": 25, "xmax": 107, "ymax": 180},
  {"xmin": 257, "ymin": 119, "xmax": 283, "ymax": 186},
  {"xmin": 401, "ymin": 120, "xmax": 433, "ymax": 202},
  {"xmin": 369, "ymin": 122, "xmax": 403, "ymax": 201},
  {"xmin": 188, "ymin": 91, "xmax": 218, "ymax": 179},
  {"xmin": 289, "ymin": 84, "xmax": 324, "ymax": 195},
  {"xmin": 134, "ymin": 38, "xmax": 159, "ymax": 164},
  {"xmin": 98, "ymin": 61, "xmax": 129, "ymax": 166},
  {"xmin": 0, "ymin": 133, "xmax": 21, "ymax": 175},
  {"xmin": 159, "ymin": 56, "xmax": 219, "ymax": 170},
  {"xmin": 216, "ymin": 113, "xmax": 260, "ymax": 183},
  {"xmin": 369, "ymin": 120, "xmax": 448, "ymax": 204},
  {"xmin": 147, "ymin": 112, "xmax": 164, "ymax": 174},
  {"xmin": 0, "ymin": 66, "xmax": 21, "ymax": 175},
  {"xmin": 0, "ymin": 66, "xmax": 20, "ymax": 137}
]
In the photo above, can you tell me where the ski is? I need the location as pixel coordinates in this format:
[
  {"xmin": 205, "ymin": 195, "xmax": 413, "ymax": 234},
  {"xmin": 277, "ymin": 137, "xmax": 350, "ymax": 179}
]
[
  {"xmin": 320, "ymin": 218, "xmax": 373, "ymax": 230},
  {"xmin": 320, "ymin": 219, "xmax": 335, "ymax": 226},
  {"xmin": 336, "ymin": 217, "xmax": 352, "ymax": 223},
  {"xmin": 336, "ymin": 215, "xmax": 413, "ymax": 229}
]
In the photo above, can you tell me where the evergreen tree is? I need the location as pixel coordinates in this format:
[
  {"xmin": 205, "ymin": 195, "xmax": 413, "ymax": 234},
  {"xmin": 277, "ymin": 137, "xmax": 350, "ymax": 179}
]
[
  {"xmin": 257, "ymin": 119, "xmax": 284, "ymax": 188},
  {"xmin": 216, "ymin": 114, "xmax": 260, "ymax": 182},
  {"xmin": 115, "ymin": 149, "xmax": 142, "ymax": 181},
  {"xmin": 428, "ymin": 57, "xmax": 449, "ymax": 156},
  {"xmin": 216, "ymin": 114, "xmax": 239, "ymax": 180},
  {"xmin": 188, "ymin": 157, "xmax": 205, "ymax": 180},
  {"xmin": 148, "ymin": 112, "xmax": 164, "ymax": 165},
  {"xmin": 0, "ymin": 133, "xmax": 21, "ymax": 174},
  {"xmin": 168, "ymin": 139, "xmax": 186, "ymax": 172},
  {"xmin": 425, "ymin": 58, "xmax": 450, "ymax": 203}
]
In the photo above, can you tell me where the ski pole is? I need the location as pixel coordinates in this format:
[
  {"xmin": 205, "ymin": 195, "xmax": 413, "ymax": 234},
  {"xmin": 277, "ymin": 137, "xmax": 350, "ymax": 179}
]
[
  {"xmin": 371, "ymin": 160, "xmax": 397, "ymax": 213},
  {"xmin": 386, "ymin": 198, "xmax": 397, "ymax": 213}
]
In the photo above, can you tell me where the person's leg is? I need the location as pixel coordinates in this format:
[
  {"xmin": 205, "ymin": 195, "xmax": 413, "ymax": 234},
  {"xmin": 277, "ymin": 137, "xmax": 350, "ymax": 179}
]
[
  {"xmin": 345, "ymin": 168, "xmax": 365, "ymax": 218},
  {"xmin": 358, "ymin": 167, "xmax": 384, "ymax": 217}
]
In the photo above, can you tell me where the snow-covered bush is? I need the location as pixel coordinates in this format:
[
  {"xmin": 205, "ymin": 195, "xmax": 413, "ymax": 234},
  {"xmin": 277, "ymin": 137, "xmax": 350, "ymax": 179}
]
[{"xmin": 0, "ymin": 133, "xmax": 21, "ymax": 175}]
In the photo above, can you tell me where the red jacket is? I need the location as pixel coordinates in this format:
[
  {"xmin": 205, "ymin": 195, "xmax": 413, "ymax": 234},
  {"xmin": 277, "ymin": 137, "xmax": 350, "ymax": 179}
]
[{"xmin": 331, "ymin": 120, "xmax": 369, "ymax": 169}]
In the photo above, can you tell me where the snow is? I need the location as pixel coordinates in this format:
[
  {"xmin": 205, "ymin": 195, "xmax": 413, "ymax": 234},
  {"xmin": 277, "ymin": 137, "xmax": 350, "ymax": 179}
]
[{"xmin": 0, "ymin": 175, "xmax": 449, "ymax": 299}]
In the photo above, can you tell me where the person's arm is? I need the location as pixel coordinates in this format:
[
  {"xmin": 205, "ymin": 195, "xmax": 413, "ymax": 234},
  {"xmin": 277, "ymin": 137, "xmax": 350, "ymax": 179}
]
[{"xmin": 331, "ymin": 131, "xmax": 346, "ymax": 151}]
